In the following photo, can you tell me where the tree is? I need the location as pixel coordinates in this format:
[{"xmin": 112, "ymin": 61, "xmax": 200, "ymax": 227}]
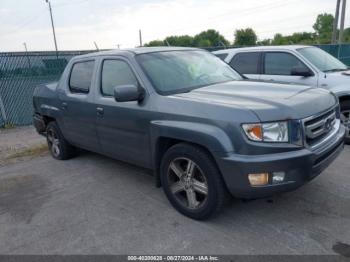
[
  {"xmin": 193, "ymin": 29, "xmax": 229, "ymax": 47},
  {"xmin": 270, "ymin": 33, "xmax": 287, "ymax": 45},
  {"xmin": 313, "ymin": 13, "xmax": 334, "ymax": 43},
  {"xmin": 257, "ymin": 39, "xmax": 272, "ymax": 45},
  {"xmin": 234, "ymin": 28, "xmax": 257, "ymax": 46},
  {"xmin": 344, "ymin": 27, "xmax": 350, "ymax": 42},
  {"xmin": 164, "ymin": 35, "xmax": 194, "ymax": 46},
  {"xmin": 144, "ymin": 40, "xmax": 165, "ymax": 47}
]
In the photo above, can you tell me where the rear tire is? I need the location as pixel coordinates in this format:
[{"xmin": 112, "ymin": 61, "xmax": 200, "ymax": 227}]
[
  {"xmin": 340, "ymin": 101, "xmax": 350, "ymax": 144},
  {"xmin": 46, "ymin": 121, "xmax": 76, "ymax": 160},
  {"xmin": 160, "ymin": 143, "xmax": 229, "ymax": 220}
]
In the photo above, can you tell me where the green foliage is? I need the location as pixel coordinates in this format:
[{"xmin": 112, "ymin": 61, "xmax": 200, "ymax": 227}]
[
  {"xmin": 144, "ymin": 40, "xmax": 165, "ymax": 47},
  {"xmin": 144, "ymin": 29, "xmax": 229, "ymax": 48},
  {"xmin": 193, "ymin": 29, "xmax": 229, "ymax": 47},
  {"xmin": 143, "ymin": 12, "xmax": 349, "ymax": 47},
  {"xmin": 270, "ymin": 32, "xmax": 315, "ymax": 45},
  {"xmin": 257, "ymin": 39, "xmax": 271, "ymax": 45},
  {"xmin": 4, "ymin": 123, "xmax": 16, "ymax": 129},
  {"xmin": 313, "ymin": 13, "xmax": 334, "ymax": 44},
  {"xmin": 234, "ymin": 28, "xmax": 257, "ymax": 46},
  {"xmin": 165, "ymin": 35, "xmax": 194, "ymax": 47},
  {"xmin": 344, "ymin": 28, "xmax": 350, "ymax": 42}
]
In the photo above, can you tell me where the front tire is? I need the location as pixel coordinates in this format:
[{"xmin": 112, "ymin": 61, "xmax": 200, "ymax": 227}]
[
  {"xmin": 46, "ymin": 121, "xmax": 76, "ymax": 160},
  {"xmin": 160, "ymin": 143, "xmax": 229, "ymax": 220},
  {"xmin": 340, "ymin": 101, "xmax": 350, "ymax": 144}
]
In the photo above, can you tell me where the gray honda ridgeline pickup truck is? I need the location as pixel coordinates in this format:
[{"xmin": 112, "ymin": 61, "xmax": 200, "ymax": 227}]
[{"xmin": 33, "ymin": 47, "xmax": 345, "ymax": 220}]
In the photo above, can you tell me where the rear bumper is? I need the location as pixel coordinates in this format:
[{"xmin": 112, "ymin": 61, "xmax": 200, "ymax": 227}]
[
  {"xmin": 33, "ymin": 113, "xmax": 46, "ymax": 134},
  {"xmin": 216, "ymin": 124, "xmax": 345, "ymax": 199}
]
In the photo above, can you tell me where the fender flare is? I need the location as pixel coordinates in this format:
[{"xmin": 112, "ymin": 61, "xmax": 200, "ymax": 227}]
[{"xmin": 150, "ymin": 120, "xmax": 234, "ymax": 172}]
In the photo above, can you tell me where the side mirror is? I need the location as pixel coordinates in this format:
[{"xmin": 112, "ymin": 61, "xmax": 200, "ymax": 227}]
[
  {"xmin": 113, "ymin": 85, "xmax": 144, "ymax": 102},
  {"xmin": 291, "ymin": 67, "xmax": 313, "ymax": 77}
]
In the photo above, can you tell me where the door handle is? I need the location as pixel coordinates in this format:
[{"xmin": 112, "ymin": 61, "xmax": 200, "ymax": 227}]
[
  {"xmin": 62, "ymin": 102, "xmax": 68, "ymax": 110},
  {"xmin": 96, "ymin": 107, "xmax": 104, "ymax": 116}
]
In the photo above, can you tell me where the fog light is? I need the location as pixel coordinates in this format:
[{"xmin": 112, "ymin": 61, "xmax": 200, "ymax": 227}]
[
  {"xmin": 272, "ymin": 172, "xmax": 285, "ymax": 184},
  {"xmin": 248, "ymin": 173, "xmax": 269, "ymax": 186}
]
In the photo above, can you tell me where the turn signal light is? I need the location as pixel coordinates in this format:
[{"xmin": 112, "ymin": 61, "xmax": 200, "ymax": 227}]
[{"xmin": 248, "ymin": 173, "xmax": 269, "ymax": 186}]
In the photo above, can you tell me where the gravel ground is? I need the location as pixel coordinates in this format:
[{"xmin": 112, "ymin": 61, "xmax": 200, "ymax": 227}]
[
  {"xmin": 0, "ymin": 127, "xmax": 349, "ymax": 255},
  {"xmin": 0, "ymin": 126, "xmax": 46, "ymax": 165}
]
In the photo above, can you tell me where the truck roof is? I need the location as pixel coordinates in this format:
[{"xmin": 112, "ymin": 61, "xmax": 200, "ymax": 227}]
[
  {"xmin": 75, "ymin": 46, "xmax": 202, "ymax": 59},
  {"xmin": 213, "ymin": 45, "xmax": 311, "ymax": 54}
]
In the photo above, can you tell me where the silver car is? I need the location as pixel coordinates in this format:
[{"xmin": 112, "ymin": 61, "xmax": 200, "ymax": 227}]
[{"xmin": 213, "ymin": 45, "xmax": 350, "ymax": 142}]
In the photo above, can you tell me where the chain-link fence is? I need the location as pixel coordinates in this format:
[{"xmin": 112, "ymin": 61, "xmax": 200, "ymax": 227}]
[
  {"xmin": 315, "ymin": 44, "xmax": 350, "ymax": 66},
  {"xmin": 0, "ymin": 44, "xmax": 350, "ymax": 128},
  {"xmin": 0, "ymin": 50, "xmax": 95, "ymax": 127}
]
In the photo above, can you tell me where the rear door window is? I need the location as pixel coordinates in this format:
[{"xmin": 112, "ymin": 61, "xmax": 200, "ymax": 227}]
[
  {"xmin": 69, "ymin": 61, "xmax": 95, "ymax": 93},
  {"xmin": 229, "ymin": 52, "xmax": 260, "ymax": 74}
]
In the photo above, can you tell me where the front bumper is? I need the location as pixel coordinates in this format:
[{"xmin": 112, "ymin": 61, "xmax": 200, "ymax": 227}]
[{"xmin": 216, "ymin": 124, "xmax": 345, "ymax": 199}]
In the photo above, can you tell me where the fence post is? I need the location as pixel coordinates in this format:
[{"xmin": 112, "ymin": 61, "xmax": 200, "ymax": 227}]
[{"xmin": 0, "ymin": 93, "xmax": 7, "ymax": 125}]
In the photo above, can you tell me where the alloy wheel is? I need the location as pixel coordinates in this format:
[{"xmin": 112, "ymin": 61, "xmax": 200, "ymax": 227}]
[
  {"xmin": 47, "ymin": 129, "xmax": 60, "ymax": 157},
  {"xmin": 167, "ymin": 157, "xmax": 208, "ymax": 210},
  {"xmin": 340, "ymin": 110, "xmax": 350, "ymax": 139}
]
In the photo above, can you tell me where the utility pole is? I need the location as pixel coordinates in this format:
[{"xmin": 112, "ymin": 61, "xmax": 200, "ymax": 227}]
[
  {"xmin": 94, "ymin": 41, "xmax": 99, "ymax": 51},
  {"xmin": 23, "ymin": 42, "xmax": 32, "ymax": 70},
  {"xmin": 139, "ymin": 30, "xmax": 143, "ymax": 47},
  {"xmin": 45, "ymin": 0, "xmax": 58, "ymax": 57},
  {"xmin": 332, "ymin": 0, "xmax": 341, "ymax": 44},
  {"xmin": 339, "ymin": 0, "xmax": 347, "ymax": 44}
]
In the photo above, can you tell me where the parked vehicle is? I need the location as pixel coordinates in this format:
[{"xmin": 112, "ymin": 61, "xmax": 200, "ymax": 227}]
[
  {"xmin": 33, "ymin": 47, "xmax": 345, "ymax": 220},
  {"xmin": 213, "ymin": 45, "xmax": 350, "ymax": 143}
]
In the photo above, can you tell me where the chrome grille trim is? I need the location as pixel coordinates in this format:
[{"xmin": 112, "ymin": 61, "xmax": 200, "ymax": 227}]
[
  {"xmin": 304, "ymin": 112, "xmax": 336, "ymax": 139},
  {"xmin": 302, "ymin": 105, "xmax": 340, "ymax": 149}
]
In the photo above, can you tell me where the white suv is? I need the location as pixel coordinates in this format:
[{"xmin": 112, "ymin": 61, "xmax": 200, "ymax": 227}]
[{"xmin": 213, "ymin": 45, "xmax": 350, "ymax": 142}]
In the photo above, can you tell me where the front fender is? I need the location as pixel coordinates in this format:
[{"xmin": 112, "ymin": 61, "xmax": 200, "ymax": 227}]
[
  {"xmin": 329, "ymin": 84, "xmax": 350, "ymax": 98},
  {"xmin": 150, "ymin": 120, "xmax": 233, "ymax": 162}
]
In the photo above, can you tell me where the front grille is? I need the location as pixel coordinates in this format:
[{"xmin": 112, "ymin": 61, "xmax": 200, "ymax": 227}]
[{"xmin": 303, "ymin": 107, "xmax": 337, "ymax": 147}]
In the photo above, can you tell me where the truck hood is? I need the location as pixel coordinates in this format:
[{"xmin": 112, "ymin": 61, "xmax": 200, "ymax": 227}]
[
  {"xmin": 172, "ymin": 80, "xmax": 337, "ymax": 121},
  {"xmin": 323, "ymin": 70, "xmax": 350, "ymax": 85}
]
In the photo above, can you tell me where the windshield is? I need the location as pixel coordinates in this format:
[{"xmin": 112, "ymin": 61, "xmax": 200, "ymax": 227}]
[
  {"xmin": 297, "ymin": 47, "xmax": 347, "ymax": 72},
  {"xmin": 136, "ymin": 50, "xmax": 242, "ymax": 95}
]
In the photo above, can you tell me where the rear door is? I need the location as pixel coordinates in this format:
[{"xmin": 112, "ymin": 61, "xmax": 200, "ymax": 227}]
[
  {"xmin": 229, "ymin": 52, "xmax": 261, "ymax": 80},
  {"xmin": 260, "ymin": 51, "xmax": 318, "ymax": 86},
  {"xmin": 58, "ymin": 59, "xmax": 100, "ymax": 152}
]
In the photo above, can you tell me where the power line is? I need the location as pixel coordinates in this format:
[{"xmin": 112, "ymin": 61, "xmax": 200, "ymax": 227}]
[
  {"xmin": 0, "ymin": 8, "xmax": 46, "ymax": 37},
  {"xmin": 156, "ymin": 0, "xmax": 300, "ymax": 37},
  {"xmin": 53, "ymin": 0, "xmax": 90, "ymax": 8}
]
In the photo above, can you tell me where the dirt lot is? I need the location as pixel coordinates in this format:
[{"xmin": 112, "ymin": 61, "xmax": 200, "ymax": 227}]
[{"xmin": 0, "ymin": 127, "xmax": 349, "ymax": 255}]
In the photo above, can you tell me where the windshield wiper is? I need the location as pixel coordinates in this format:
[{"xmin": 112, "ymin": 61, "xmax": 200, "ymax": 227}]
[{"xmin": 324, "ymin": 68, "xmax": 348, "ymax": 72}]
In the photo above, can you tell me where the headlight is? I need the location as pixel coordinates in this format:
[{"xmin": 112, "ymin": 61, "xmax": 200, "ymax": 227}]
[{"xmin": 242, "ymin": 121, "xmax": 289, "ymax": 142}]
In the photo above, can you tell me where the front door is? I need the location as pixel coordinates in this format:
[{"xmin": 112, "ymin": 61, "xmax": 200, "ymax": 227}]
[
  {"xmin": 259, "ymin": 51, "xmax": 318, "ymax": 87},
  {"xmin": 94, "ymin": 57, "xmax": 152, "ymax": 168}
]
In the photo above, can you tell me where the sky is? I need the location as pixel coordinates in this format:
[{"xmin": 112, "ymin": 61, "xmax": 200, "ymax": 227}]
[{"xmin": 0, "ymin": 0, "xmax": 349, "ymax": 52}]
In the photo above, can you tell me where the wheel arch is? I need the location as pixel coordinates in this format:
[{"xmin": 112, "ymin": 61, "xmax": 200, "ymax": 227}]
[
  {"xmin": 150, "ymin": 120, "xmax": 234, "ymax": 186},
  {"xmin": 338, "ymin": 95, "xmax": 350, "ymax": 106}
]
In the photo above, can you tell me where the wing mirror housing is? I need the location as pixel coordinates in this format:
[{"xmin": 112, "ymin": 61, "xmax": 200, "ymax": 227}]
[
  {"xmin": 113, "ymin": 85, "xmax": 145, "ymax": 102},
  {"xmin": 291, "ymin": 67, "xmax": 313, "ymax": 77}
]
